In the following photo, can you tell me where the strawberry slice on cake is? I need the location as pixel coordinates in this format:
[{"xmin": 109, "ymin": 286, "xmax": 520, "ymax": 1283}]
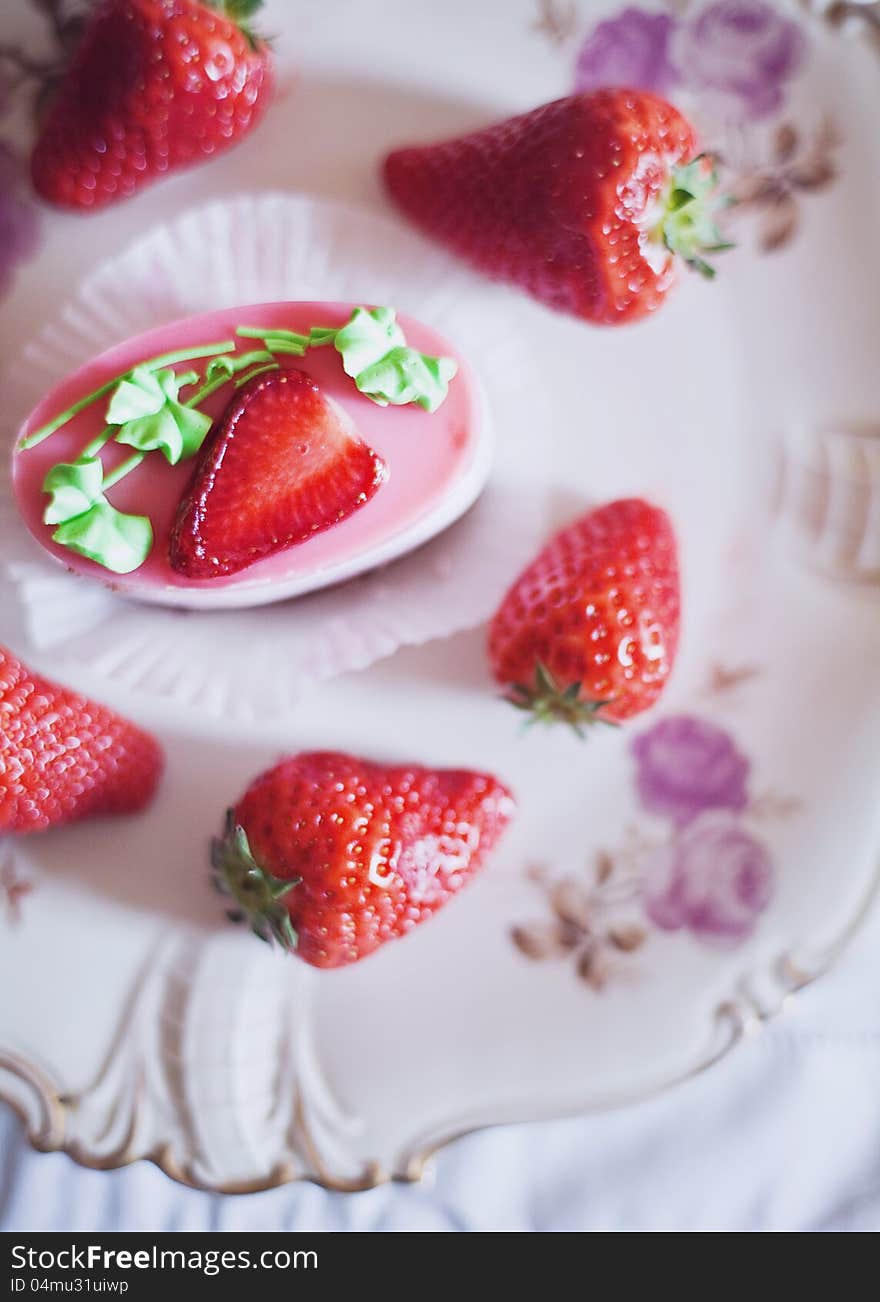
[{"xmin": 170, "ymin": 368, "xmax": 387, "ymax": 579}]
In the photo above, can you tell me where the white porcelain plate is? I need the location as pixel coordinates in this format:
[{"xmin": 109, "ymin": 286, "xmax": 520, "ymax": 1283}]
[{"xmin": 0, "ymin": 0, "xmax": 879, "ymax": 1192}]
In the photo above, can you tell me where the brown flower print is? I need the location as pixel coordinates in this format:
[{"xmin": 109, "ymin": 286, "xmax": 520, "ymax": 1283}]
[
  {"xmin": 1, "ymin": 851, "xmax": 33, "ymax": 927},
  {"xmin": 510, "ymin": 679, "xmax": 802, "ymax": 994},
  {"xmin": 532, "ymin": 0, "xmax": 579, "ymax": 47},
  {"xmin": 720, "ymin": 118, "xmax": 840, "ymax": 252},
  {"xmin": 512, "ymin": 858, "xmax": 646, "ymax": 990},
  {"xmin": 818, "ymin": 2, "xmax": 880, "ymax": 56},
  {"xmin": 0, "ymin": 0, "xmax": 91, "ymax": 122},
  {"xmin": 706, "ymin": 662, "xmax": 761, "ymax": 696}
]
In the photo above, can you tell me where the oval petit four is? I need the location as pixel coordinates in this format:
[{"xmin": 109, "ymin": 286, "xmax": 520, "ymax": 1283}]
[{"xmin": 12, "ymin": 302, "xmax": 491, "ymax": 609}]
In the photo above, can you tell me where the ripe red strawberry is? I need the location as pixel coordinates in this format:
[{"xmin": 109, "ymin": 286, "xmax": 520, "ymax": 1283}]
[
  {"xmin": 488, "ymin": 499, "xmax": 680, "ymax": 731},
  {"xmin": 31, "ymin": 0, "xmax": 273, "ymax": 211},
  {"xmin": 170, "ymin": 367, "xmax": 387, "ymax": 578},
  {"xmin": 212, "ymin": 751, "xmax": 515, "ymax": 968},
  {"xmin": 384, "ymin": 90, "xmax": 730, "ymax": 325},
  {"xmin": 0, "ymin": 645, "xmax": 163, "ymax": 834}
]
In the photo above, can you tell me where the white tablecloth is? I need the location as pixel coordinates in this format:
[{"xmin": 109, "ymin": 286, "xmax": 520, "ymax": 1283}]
[{"xmin": 3, "ymin": 901, "xmax": 879, "ymax": 1233}]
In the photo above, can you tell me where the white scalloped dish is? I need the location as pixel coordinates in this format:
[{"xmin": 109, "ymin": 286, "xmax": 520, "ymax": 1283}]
[
  {"xmin": 2, "ymin": 0, "xmax": 880, "ymax": 1199},
  {"xmin": 12, "ymin": 302, "xmax": 491, "ymax": 610}
]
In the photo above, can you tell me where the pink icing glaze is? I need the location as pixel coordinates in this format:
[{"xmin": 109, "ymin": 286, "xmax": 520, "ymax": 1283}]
[{"xmin": 12, "ymin": 302, "xmax": 484, "ymax": 603}]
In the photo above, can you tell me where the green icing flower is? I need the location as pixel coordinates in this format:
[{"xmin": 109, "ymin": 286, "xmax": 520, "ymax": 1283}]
[
  {"xmin": 109, "ymin": 366, "xmax": 212, "ymax": 464},
  {"xmin": 51, "ymin": 499, "xmax": 153, "ymax": 575},
  {"xmin": 354, "ymin": 346, "xmax": 458, "ymax": 412},
  {"xmin": 333, "ymin": 307, "xmax": 406, "ymax": 379},
  {"xmin": 42, "ymin": 456, "xmax": 153, "ymax": 574},
  {"xmin": 42, "ymin": 457, "xmax": 105, "ymax": 526}
]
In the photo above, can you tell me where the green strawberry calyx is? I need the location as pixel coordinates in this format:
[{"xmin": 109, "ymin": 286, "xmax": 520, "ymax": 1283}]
[
  {"xmin": 20, "ymin": 307, "xmax": 457, "ymax": 576},
  {"xmin": 205, "ymin": 1, "xmax": 266, "ymax": 50},
  {"xmin": 657, "ymin": 154, "xmax": 735, "ymax": 281},
  {"xmin": 211, "ymin": 810, "xmax": 300, "ymax": 952},
  {"xmin": 504, "ymin": 663, "xmax": 620, "ymax": 739}
]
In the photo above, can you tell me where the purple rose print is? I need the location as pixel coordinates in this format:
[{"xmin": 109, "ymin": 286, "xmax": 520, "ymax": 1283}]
[
  {"xmin": 673, "ymin": 0, "xmax": 807, "ymax": 121},
  {"xmin": 574, "ymin": 7, "xmax": 681, "ymax": 97},
  {"xmin": 643, "ymin": 811, "xmax": 773, "ymax": 946},
  {"xmin": 0, "ymin": 143, "xmax": 40, "ymax": 297},
  {"xmin": 631, "ymin": 715, "xmax": 749, "ymax": 827},
  {"xmin": 572, "ymin": 2, "xmax": 806, "ymax": 124}
]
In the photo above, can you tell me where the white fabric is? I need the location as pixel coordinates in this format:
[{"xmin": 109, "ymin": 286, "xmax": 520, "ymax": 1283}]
[{"xmin": 3, "ymin": 903, "xmax": 880, "ymax": 1232}]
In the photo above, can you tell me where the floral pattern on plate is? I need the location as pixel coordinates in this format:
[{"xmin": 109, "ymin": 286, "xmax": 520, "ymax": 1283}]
[
  {"xmin": 0, "ymin": 142, "xmax": 40, "ymax": 297},
  {"xmin": 511, "ymin": 671, "xmax": 799, "ymax": 989},
  {"xmin": 0, "ymin": 850, "xmax": 33, "ymax": 928},
  {"xmin": 0, "ymin": 0, "xmax": 90, "ymax": 296},
  {"xmin": 573, "ymin": 2, "xmax": 806, "ymax": 119},
  {"xmin": 533, "ymin": 0, "xmax": 844, "ymax": 254}
]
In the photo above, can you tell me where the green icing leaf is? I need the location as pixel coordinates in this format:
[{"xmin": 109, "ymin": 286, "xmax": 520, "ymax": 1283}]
[
  {"xmin": 115, "ymin": 403, "xmax": 211, "ymax": 463},
  {"xmin": 354, "ymin": 346, "xmax": 458, "ymax": 413},
  {"xmin": 112, "ymin": 367, "xmax": 211, "ymax": 464},
  {"xmin": 106, "ymin": 366, "xmax": 166, "ymax": 424},
  {"xmin": 333, "ymin": 307, "xmax": 406, "ymax": 380},
  {"xmin": 163, "ymin": 401, "xmax": 213, "ymax": 459},
  {"xmin": 42, "ymin": 458, "xmax": 104, "ymax": 526},
  {"xmin": 52, "ymin": 500, "xmax": 153, "ymax": 575}
]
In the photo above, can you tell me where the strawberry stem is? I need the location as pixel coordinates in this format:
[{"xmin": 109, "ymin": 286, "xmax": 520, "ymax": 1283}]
[
  {"xmin": 79, "ymin": 425, "xmax": 115, "ymax": 460},
  {"xmin": 20, "ymin": 341, "xmax": 237, "ymax": 450},
  {"xmin": 182, "ymin": 350, "xmax": 269, "ymax": 408},
  {"xmin": 234, "ymin": 361, "xmax": 279, "ymax": 388},
  {"xmin": 145, "ymin": 342, "xmax": 237, "ymax": 370},
  {"xmin": 256, "ymin": 339, "xmax": 307, "ymax": 355},
  {"xmin": 20, "ymin": 378, "xmax": 120, "ymax": 451},
  {"xmin": 229, "ymin": 350, "xmax": 275, "ymax": 370},
  {"xmin": 102, "ymin": 451, "xmax": 144, "ymax": 490},
  {"xmin": 183, "ymin": 376, "xmax": 229, "ymax": 408},
  {"xmin": 237, "ymin": 325, "xmax": 309, "ymax": 347},
  {"xmin": 308, "ymin": 326, "xmax": 338, "ymax": 347}
]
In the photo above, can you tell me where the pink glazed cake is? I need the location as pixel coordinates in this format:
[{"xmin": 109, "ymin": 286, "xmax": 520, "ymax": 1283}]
[{"xmin": 12, "ymin": 302, "xmax": 491, "ymax": 609}]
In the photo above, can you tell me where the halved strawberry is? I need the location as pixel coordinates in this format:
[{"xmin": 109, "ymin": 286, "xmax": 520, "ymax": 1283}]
[{"xmin": 169, "ymin": 368, "xmax": 387, "ymax": 579}]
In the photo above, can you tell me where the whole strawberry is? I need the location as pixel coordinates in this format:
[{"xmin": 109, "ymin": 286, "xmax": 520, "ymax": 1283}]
[
  {"xmin": 212, "ymin": 751, "xmax": 515, "ymax": 968},
  {"xmin": 384, "ymin": 90, "xmax": 730, "ymax": 325},
  {"xmin": 31, "ymin": 0, "xmax": 273, "ymax": 211},
  {"xmin": 0, "ymin": 645, "xmax": 163, "ymax": 834},
  {"xmin": 488, "ymin": 499, "xmax": 680, "ymax": 731}
]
